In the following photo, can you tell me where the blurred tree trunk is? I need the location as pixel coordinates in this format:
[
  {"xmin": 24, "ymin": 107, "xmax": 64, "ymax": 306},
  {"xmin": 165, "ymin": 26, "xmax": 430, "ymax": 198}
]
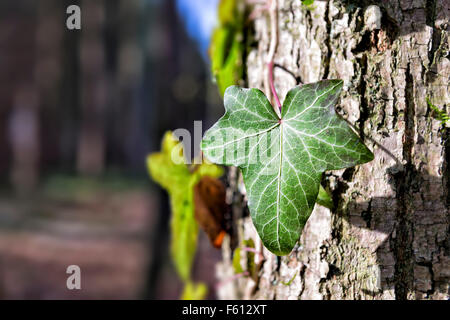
[
  {"xmin": 77, "ymin": 0, "xmax": 107, "ymax": 176},
  {"xmin": 217, "ymin": 0, "xmax": 449, "ymax": 300},
  {"xmin": 37, "ymin": 1, "xmax": 64, "ymax": 173},
  {"xmin": 6, "ymin": 2, "xmax": 41, "ymax": 195}
]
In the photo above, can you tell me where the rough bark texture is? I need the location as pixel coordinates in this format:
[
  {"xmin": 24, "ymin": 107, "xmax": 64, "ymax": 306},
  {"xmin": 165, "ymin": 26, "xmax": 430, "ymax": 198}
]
[{"xmin": 216, "ymin": 0, "xmax": 449, "ymax": 300}]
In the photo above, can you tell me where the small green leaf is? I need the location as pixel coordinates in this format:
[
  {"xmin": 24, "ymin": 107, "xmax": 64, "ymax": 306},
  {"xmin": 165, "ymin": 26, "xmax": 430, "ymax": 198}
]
[
  {"xmin": 210, "ymin": 0, "xmax": 244, "ymax": 96},
  {"xmin": 232, "ymin": 238, "xmax": 257, "ymax": 277},
  {"xmin": 243, "ymin": 238, "xmax": 257, "ymax": 278},
  {"xmin": 302, "ymin": 0, "xmax": 314, "ymax": 6},
  {"xmin": 232, "ymin": 247, "xmax": 244, "ymax": 274},
  {"xmin": 317, "ymin": 185, "xmax": 334, "ymax": 209},
  {"xmin": 281, "ymin": 271, "xmax": 298, "ymax": 286},
  {"xmin": 301, "ymin": 0, "xmax": 316, "ymax": 10},
  {"xmin": 181, "ymin": 281, "xmax": 208, "ymax": 300},
  {"xmin": 147, "ymin": 132, "xmax": 223, "ymax": 281},
  {"xmin": 427, "ymin": 97, "xmax": 449, "ymax": 126},
  {"xmin": 201, "ymin": 80, "xmax": 374, "ymax": 255}
]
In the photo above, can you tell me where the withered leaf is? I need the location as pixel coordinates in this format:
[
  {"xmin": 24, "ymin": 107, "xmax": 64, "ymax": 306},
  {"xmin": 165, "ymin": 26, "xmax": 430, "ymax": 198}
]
[{"xmin": 194, "ymin": 176, "xmax": 227, "ymax": 248}]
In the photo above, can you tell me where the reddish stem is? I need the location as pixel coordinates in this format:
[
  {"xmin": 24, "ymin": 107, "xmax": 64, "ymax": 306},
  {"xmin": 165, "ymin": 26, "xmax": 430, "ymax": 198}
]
[
  {"xmin": 241, "ymin": 247, "xmax": 264, "ymax": 260},
  {"xmin": 268, "ymin": 61, "xmax": 281, "ymax": 112},
  {"xmin": 215, "ymin": 271, "xmax": 249, "ymax": 290}
]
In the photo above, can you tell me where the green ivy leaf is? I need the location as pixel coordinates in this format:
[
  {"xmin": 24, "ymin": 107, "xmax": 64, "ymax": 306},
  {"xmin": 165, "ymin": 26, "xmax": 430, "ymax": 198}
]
[
  {"xmin": 147, "ymin": 132, "xmax": 223, "ymax": 281},
  {"xmin": 210, "ymin": 0, "xmax": 244, "ymax": 96},
  {"xmin": 201, "ymin": 80, "xmax": 373, "ymax": 255}
]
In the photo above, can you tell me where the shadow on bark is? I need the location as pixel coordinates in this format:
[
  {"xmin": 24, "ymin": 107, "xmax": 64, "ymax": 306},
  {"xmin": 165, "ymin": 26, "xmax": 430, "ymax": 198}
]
[{"xmin": 328, "ymin": 147, "xmax": 449, "ymax": 298}]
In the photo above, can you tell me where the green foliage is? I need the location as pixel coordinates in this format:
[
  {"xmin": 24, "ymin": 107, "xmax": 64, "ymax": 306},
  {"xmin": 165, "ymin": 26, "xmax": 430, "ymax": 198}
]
[
  {"xmin": 301, "ymin": 0, "xmax": 316, "ymax": 10},
  {"xmin": 317, "ymin": 185, "xmax": 334, "ymax": 209},
  {"xmin": 243, "ymin": 238, "xmax": 257, "ymax": 278},
  {"xmin": 427, "ymin": 97, "xmax": 449, "ymax": 127},
  {"xmin": 210, "ymin": 0, "xmax": 244, "ymax": 96},
  {"xmin": 147, "ymin": 132, "xmax": 223, "ymax": 296},
  {"xmin": 281, "ymin": 271, "xmax": 298, "ymax": 286},
  {"xmin": 201, "ymin": 80, "xmax": 373, "ymax": 255},
  {"xmin": 232, "ymin": 238, "xmax": 257, "ymax": 277},
  {"xmin": 181, "ymin": 281, "xmax": 208, "ymax": 300},
  {"xmin": 232, "ymin": 247, "xmax": 244, "ymax": 274}
]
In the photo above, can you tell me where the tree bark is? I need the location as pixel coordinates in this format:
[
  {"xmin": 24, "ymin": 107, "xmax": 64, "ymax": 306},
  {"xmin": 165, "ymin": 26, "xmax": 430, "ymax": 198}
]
[{"xmin": 216, "ymin": 0, "xmax": 449, "ymax": 300}]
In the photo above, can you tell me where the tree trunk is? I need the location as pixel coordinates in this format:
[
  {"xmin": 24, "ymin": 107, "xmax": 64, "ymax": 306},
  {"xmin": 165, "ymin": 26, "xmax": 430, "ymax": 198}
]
[
  {"xmin": 77, "ymin": 0, "xmax": 107, "ymax": 176},
  {"xmin": 216, "ymin": 0, "xmax": 449, "ymax": 300}
]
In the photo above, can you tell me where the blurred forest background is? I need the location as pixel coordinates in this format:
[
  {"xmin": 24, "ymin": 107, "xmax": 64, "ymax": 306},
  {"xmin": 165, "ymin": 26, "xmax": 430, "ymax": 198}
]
[{"xmin": 0, "ymin": 0, "xmax": 225, "ymax": 299}]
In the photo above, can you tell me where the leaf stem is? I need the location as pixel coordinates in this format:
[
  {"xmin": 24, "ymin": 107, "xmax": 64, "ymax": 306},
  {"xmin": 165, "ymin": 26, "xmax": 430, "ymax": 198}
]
[
  {"xmin": 242, "ymin": 246, "xmax": 264, "ymax": 260},
  {"xmin": 265, "ymin": 0, "xmax": 281, "ymax": 114},
  {"xmin": 215, "ymin": 271, "xmax": 249, "ymax": 290},
  {"xmin": 268, "ymin": 61, "xmax": 281, "ymax": 111}
]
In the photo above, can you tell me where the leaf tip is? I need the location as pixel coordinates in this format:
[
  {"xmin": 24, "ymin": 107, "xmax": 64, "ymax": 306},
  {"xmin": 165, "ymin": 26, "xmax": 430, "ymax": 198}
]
[
  {"xmin": 264, "ymin": 241, "xmax": 295, "ymax": 256},
  {"xmin": 362, "ymin": 147, "xmax": 375, "ymax": 163}
]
